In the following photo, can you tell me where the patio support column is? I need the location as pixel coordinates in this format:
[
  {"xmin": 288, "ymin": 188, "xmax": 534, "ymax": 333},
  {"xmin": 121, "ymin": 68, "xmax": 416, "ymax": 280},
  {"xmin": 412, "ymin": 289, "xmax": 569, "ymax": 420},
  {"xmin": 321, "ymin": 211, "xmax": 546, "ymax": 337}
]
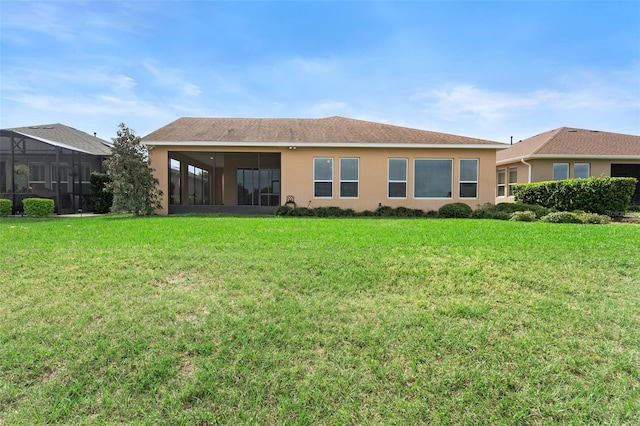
[
  {"xmin": 9, "ymin": 132, "xmax": 15, "ymax": 213},
  {"xmin": 56, "ymin": 147, "xmax": 62, "ymax": 215}
]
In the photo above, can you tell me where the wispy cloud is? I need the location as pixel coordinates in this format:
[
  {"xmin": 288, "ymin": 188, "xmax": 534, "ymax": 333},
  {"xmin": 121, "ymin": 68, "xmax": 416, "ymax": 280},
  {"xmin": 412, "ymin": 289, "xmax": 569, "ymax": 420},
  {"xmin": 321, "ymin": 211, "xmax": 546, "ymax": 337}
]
[{"xmin": 143, "ymin": 62, "xmax": 202, "ymax": 97}]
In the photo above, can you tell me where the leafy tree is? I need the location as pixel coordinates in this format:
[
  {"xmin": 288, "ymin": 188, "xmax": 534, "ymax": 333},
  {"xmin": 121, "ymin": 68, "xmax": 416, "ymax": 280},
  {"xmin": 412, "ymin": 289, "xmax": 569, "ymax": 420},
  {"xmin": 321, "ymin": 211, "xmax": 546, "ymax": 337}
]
[{"xmin": 104, "ymin": 123, "xmax": 162, "ymax": 216}]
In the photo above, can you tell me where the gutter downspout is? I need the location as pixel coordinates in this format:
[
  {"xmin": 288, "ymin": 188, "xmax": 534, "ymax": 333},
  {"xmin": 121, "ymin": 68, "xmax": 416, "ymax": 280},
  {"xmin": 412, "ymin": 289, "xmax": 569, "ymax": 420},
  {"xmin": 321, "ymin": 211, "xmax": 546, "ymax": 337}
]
[{"xmin": 520, "ymin": 158, "xmax": 532, "ymax": 183}]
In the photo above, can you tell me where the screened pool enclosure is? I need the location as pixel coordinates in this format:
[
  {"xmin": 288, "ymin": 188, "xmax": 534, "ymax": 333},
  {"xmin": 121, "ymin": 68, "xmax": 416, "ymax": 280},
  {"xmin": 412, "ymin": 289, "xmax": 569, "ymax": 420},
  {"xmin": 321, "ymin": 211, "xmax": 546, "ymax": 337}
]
[{"xmin": 0, "ymin": 125, "xmax": 111, "ymax": 215}]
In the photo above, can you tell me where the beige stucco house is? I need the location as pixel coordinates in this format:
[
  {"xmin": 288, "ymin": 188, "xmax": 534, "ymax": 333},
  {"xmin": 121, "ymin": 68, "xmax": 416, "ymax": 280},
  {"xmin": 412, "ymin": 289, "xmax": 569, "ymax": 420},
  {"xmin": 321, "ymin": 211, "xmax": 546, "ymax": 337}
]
[
  {"xmin": 142, "ymin": 116, "xmax": 507, "ymax": 215},
  {"xmin": 496, "ymin": 127, "xmax": 640, "ymax": 205}
]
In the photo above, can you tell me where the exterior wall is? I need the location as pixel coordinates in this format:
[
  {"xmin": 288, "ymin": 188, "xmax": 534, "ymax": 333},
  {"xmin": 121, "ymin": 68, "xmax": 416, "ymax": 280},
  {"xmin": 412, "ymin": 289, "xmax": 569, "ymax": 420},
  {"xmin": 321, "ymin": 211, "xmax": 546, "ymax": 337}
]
[
  {"xmin": 282, "ymin": 147, "xmax": 496, "ymax": 212},
  {"xmin": 150, "ymin": 145, "xmax": 498, "ymax": 215}
]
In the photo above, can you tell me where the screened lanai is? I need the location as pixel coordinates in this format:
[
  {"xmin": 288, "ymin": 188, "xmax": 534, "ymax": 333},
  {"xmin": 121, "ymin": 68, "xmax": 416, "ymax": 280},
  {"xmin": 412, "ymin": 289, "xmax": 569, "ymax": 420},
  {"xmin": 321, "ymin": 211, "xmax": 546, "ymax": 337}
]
[{"xmin": 0, "ymin": 124, "xmax": 111, "ymax": 215}]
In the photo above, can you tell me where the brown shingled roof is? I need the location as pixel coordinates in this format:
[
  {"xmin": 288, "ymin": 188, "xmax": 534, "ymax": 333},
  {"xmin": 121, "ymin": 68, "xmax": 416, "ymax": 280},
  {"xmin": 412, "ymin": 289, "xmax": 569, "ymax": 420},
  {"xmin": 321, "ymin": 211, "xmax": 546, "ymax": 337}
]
[
  {"xmin": 5, "ymin": 123, "xmax": 112, "ymax": 156},
  {"xmin": 497, "ymin": 127, "xmax": 640, "ymax": 162},
  {"xmin": 142, "ymin": 116, "xmax": 503, "ymax": 146}
]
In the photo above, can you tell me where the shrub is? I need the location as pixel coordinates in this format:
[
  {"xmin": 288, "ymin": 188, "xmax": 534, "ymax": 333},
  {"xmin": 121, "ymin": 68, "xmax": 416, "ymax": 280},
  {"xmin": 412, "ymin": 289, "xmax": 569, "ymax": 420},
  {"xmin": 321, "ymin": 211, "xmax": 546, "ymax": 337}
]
[
  {"xmin": 274, "ymin": 205, "xmax": 294, "ymax": 216},
  {"xmin": 513, "ymin": 177, "xmax": 637, "ymax": 216},
  {"xmin": 90, "ymin": 172, "xmax": 113, "ymax": 214},
  {"xmin": 22, "ymin": 198, "xmax": 55, "ymax": 217},
  {"xmin": 471, "ymin": 207, "xmax": 495, "ymax": 219},
  {"xmin": 579, "ymin": 213, "xmax": 611, "ymax": 224},
  {"xmin": 471, "ymin": 202, "xmax": 548, "ymax": 220},
  {"xmin": 438, "ymin": 203, "xmax": 472, "ymax": 218},
  {"xmin": 494, "ymin": 202, "xmax": 549, "ymax": 218},
  {"xmin": 0, "ymin": 199, "xmax": 11, "ymax": 216},
  {"xmin": 493, "ymin": 211, "xmax": 512, "ymax": 221},
  {"xmin": 540, "ymin": 212, "xmax": 584, "ymax": 224},
  {"xmin": 509, "ymin": 210, "xmax": 537, "ymax": 222},
  {"xmin": 425, "ymin": 210, "xmax": 439, "ymax": 218}
]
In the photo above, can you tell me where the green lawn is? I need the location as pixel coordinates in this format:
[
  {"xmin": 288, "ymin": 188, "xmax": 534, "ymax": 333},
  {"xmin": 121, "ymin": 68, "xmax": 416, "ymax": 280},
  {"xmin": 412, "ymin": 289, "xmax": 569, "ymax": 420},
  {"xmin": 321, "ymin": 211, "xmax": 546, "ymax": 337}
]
[{"xmin": 1, "ymin": 216, "xmax": 639, "ymax": 425}]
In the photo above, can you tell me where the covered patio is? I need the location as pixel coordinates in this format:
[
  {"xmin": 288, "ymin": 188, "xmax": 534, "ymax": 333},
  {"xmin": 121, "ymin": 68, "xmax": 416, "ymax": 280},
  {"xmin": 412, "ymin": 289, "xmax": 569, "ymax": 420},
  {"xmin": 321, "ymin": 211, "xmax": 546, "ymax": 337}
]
[{"xmin": 167, "ymin": 151, "xmax": 281, "ymax": 214}]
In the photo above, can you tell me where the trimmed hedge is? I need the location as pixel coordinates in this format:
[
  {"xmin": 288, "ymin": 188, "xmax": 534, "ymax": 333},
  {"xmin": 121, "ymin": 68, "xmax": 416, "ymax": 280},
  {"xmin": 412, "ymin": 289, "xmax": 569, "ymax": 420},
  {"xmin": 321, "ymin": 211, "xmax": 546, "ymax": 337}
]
[
  {"xmin": 471, "ymin": 202, "xmax": 549, "ymax": 220},
  {"xmin": 540, "ymin": 211, "xmax": 611, "ymax": 224},
  {"xmin": 90, "ymin": 172, "xmax": 113, "ymax": 214},
  {"xmin": 0, "ymin": 199, "xmax": 11, "ymax": 216},
  {"xmin": 437, "ymin": 202, "xmax": 472, "ymax": 218},
  {"xmin": 274, "ymin": 205, "xmax": 431, "ymax": 218},
  {"xmin": 513, "ymin": 177, "xmax": 637, "ymax": 216},
  {"xmin": 509, "ymin": 210, "xmax": 537, "ymax": 222},
  {"xmin": 22, "ymin": 198, "xmax": 55, "ymax": 217}
]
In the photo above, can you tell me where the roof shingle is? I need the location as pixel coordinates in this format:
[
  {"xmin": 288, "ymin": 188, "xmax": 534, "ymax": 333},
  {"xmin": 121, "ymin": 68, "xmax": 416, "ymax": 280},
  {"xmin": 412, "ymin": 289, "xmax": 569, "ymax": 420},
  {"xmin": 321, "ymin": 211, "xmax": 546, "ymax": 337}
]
[
  {"xmin": 142, "ymin": 116, "xmax": 504, "ymax": 146},
  {"xmin": 497, "ymin": 127, "xmax": 640, "ymax": 162},
  {"xmin": 5, "ymin": 123, "xmax": 112, "ymax": 156}
]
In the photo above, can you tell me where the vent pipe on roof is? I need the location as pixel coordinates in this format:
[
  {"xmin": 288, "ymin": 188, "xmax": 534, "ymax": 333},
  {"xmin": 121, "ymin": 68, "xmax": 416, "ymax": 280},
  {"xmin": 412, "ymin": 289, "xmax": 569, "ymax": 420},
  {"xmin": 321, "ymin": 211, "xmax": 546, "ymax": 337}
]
[
  {"xmin": 94, "ymin": 132, "xmax": 97, "ymax": 137},
  {"xmin": 510, "ymin": 136, "xmax": 513, "ymax": 145}
]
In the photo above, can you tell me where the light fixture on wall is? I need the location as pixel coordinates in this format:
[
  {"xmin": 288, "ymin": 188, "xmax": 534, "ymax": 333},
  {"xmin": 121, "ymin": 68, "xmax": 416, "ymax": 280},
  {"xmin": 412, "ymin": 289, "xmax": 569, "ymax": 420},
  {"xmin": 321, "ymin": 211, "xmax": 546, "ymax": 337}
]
[{"xmin": 288, "ymin": 146, "xmax": 297, "ymax": 150}]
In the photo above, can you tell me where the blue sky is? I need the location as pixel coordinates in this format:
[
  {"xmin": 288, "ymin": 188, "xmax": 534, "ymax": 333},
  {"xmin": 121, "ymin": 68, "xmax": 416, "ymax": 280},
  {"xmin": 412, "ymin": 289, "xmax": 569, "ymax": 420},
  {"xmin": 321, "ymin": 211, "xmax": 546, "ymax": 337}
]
[{"xmin": 1, "ymin": 0, "xmax": 639, "ymax": 143}]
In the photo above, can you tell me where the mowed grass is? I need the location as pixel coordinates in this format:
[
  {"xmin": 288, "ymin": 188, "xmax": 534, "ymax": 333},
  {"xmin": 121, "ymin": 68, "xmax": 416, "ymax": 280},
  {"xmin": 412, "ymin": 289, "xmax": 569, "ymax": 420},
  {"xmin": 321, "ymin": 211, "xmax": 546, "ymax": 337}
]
[{"xmin": 1, "ymin": 216, "xmax": 639, "ymax": 425}]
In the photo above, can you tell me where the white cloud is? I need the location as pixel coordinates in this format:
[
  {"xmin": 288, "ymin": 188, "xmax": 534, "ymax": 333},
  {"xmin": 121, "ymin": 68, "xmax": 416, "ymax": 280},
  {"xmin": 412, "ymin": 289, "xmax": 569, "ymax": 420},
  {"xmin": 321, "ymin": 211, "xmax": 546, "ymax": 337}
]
[
  {"xmin": 143, "ymin": 62, "xmax": 202, "ymax": 97},
  {"xmin": 284, "ymin": 56, "xmax": 339, "ymax": 74}
]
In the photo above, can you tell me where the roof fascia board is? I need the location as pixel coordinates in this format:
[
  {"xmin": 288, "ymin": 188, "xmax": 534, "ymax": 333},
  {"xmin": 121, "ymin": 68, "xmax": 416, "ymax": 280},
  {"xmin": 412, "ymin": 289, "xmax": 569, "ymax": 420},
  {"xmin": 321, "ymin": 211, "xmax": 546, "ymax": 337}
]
[
  {"xmin": 144, "ymin": 140, "xmax": 507, "ymax": 149},
  {"xmin": 498, "ymin": 154, "xmax": 640, "ymax": 165},
  {"xmin": 10, "ymin": 130, "xmax": 99, "ymax": 155}
]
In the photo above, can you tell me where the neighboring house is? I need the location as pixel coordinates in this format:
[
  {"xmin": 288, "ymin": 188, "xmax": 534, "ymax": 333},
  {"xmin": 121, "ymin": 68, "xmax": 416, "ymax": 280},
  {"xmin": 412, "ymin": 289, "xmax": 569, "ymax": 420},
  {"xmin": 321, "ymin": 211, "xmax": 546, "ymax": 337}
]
[
  {"xmin": 496, "ymin": 127, "xmax": 640, "ymax": 205},
  {"xmin": 142, "ymin": 116, "xmax": 507, "ymax": 215},
  {"xmin": 0, "ymin": 124, "xmax": 112, "ymax": 214}
]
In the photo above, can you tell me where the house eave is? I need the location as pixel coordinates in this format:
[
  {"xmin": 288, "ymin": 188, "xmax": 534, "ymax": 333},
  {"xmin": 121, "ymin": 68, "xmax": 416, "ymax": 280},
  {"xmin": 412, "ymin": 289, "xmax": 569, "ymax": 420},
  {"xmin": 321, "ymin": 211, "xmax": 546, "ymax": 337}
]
[
  {"xmin": 143, "ymin": 140, "xmax": 507, "ymax": 150},
  {"xmin": 497, "ymin": 154, "xmax": 640, "ymax": 165}
]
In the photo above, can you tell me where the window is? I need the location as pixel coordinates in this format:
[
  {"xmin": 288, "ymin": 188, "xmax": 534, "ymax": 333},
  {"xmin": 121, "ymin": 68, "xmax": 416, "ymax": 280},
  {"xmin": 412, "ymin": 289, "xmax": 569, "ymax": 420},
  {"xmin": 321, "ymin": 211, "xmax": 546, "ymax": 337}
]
[
  {"xmin": 51, "ymin": 162, "xmax": 68, "ymax": 183},
  {"xmin": 497, "ymin": 169, "xmax": 506, "ymax": 197},
  {"xmin": 508, "ymin": 167, "xmax": 518, "ymax": 196},
  {"xmin": 314, "ymin": 158, "xmax": 333, "ymax": 197},
  {"xmin": 574, "ymin": 163, "xmax": 590, "ymax": 179},
  {"xmin": 189, "ymin": 165, "xmax": 209, "ymax": 205},
  {"xmin": 81, "ymin": 165, "xmax": 92, "ymax": 182},
  {"xmin": 414, "ymin": 159, "xmax": 452, "ymax": 198},
  {"xmin": 388, "ymin": 158, "xmax": 407, "ymax": 198},
  {"xmin": 169, "ymin": 158, "xmax": 181, "ymax": 205},
  {"xmin": 28, "ymin": 162, "xmax": 46, "ymax": 183},
  {"xmin": 553, "ymin": 163, "xmax": 569, "ymax": 180},
  {"xmin": 339, "ymin": 158, "xmax": 358, "ymax": 198},
  {"xmin": 459, "ymin": 159, "xmax": 478, "ymax": 198}
]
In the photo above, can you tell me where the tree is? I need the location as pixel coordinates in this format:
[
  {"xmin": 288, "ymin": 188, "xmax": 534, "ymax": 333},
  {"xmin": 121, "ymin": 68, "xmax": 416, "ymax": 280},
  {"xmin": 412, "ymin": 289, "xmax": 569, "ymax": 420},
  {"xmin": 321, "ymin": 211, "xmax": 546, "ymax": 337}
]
[{"xmin": 104, "ymin": 123, "xmax": 162, "ymax": 216}]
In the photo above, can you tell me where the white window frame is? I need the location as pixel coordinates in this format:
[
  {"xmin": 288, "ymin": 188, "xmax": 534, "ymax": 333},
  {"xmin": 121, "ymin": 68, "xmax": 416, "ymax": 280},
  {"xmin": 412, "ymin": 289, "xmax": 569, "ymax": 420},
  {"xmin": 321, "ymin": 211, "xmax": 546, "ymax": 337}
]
[
  {"xmin": 388, "ymin": 158, "xmax": 407, "ymax": 199},
  {"xmin": 508, "ymin": 167, "xmax": 518, "ymax": 197},
  {"xmin": 553, "ymin": 163, "xmax": 569, "ymax": 180},
  {"xmin": 413, "ymin": 158, "xmax": 453, "ymax": 199},
  {"xmin": 313, "ymin": 157, "xmax": 333, "ymax": 198},
  {"xmin": 459, "ymin": 159, "xmax": 478, "ymax": 199},
  {"xmin": 339, "ymin": 158, "xmax": 359, "ymax": 198},
  {"xmin": 574, "ymin": 163, "xmax": 590, "ymax": 179},
  {"xmin": 497, "ymin": 169, "xmax": 506, "ymax": 197}
]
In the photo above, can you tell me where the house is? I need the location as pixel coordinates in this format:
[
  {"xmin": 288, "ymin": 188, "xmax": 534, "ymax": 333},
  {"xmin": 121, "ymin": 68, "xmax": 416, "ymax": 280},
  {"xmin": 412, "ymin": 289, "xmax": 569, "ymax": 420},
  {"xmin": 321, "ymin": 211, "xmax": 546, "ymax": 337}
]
[
  {"xmin": 0, "ymin": 124, "xmax": 112, "ymax": 214},
  {"xmin": 496, "ymin": 127, "xmax": 640, "ymax": 205},
  {"xmin": 142, "ymin": 116, "xmax": 507, "ymax": 215}
]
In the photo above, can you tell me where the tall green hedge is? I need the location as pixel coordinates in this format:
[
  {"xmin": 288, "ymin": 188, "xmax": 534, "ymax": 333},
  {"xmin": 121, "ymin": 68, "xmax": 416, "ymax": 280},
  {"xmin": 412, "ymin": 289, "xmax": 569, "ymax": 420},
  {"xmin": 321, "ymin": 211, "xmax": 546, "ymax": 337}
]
[
  {"xmin": 90, "ymin": 172, "xmax": 113, "ymax": 214},
  {"xmin": 512, "ymin": 177, "xmax": 637, "ymax": 216}
]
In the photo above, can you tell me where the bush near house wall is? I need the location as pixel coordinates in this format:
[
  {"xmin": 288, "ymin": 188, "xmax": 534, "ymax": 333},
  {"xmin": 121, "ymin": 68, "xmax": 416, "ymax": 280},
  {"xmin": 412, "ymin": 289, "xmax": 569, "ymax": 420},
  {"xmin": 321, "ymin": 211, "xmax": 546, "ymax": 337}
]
[
  {"xmin": 513, "ymin": 177, "xmax": 637, "ymax": 216},
  {"xmin": 90, "ymin": 173, "xmax": 114, "ymax": 214},
  {"xmin": 438, "ymin": 202, "xmax": 472, "ymax": 218},
  {"xmin": 22, "ymin": 198, "xmax": 55, "ymax": 217},
  {"xmin": 0, "ymin": 199, "xmax": 11, "ymax": 216}
]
